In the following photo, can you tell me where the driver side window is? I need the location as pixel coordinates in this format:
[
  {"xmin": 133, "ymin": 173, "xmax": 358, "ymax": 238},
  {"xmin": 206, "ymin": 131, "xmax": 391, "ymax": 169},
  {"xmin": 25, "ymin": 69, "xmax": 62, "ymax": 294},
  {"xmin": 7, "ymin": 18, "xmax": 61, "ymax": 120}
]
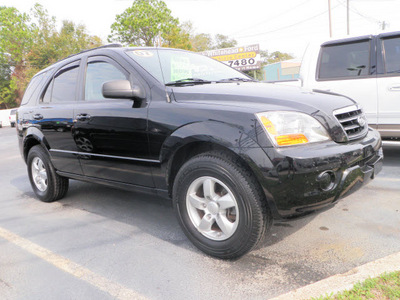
[{"xmin": 85, "ymin": 61, "xmax": 127, "ymax": 101}]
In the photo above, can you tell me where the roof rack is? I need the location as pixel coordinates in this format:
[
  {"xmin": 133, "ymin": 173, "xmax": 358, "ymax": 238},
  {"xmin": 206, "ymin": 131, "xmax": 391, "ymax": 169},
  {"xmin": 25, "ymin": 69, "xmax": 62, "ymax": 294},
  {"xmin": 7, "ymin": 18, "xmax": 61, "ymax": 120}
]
[{"xmin": 64, "ymin": 43, "xmax": 123, "ymax": 60}]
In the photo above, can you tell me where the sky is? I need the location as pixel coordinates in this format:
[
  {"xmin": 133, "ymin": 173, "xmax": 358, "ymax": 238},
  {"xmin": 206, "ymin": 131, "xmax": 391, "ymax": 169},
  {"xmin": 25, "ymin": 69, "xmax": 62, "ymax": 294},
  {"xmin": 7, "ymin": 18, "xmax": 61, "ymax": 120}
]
[{"xmin": 3, "ymin": 0, "xmax": 400, "ymax": 58}]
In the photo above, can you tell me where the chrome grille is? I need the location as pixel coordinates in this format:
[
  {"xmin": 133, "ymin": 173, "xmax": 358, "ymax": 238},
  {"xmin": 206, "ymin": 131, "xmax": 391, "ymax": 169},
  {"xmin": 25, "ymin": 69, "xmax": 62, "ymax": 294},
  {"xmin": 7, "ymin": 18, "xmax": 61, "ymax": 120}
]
[{"xmin": 333, "ymin": 105, "xmax": 368, "ymax": 140}]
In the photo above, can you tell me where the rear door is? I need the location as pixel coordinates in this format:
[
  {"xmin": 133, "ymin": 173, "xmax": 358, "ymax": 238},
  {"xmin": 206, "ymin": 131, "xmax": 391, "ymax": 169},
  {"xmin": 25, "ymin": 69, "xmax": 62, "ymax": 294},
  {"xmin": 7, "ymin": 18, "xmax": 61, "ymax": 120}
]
[
  {"xmin": 34, "ymin": 60, "xmax": 83, "ymax": 175},
  {"xmin": 73, "ymin": 55, "xmax": 154, "ymax": 187},
  {"xmin": 376, "ymin": 33, "xmax": 400, "ymax": 138}
]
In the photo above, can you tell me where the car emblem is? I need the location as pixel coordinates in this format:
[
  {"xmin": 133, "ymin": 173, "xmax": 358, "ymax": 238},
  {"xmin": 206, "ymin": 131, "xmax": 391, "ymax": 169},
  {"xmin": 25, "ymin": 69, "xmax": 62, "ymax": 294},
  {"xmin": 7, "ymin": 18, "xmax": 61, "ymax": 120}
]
[{"xmin": 357, "ymin": 116, "xmax": 366, "ymax": 127}]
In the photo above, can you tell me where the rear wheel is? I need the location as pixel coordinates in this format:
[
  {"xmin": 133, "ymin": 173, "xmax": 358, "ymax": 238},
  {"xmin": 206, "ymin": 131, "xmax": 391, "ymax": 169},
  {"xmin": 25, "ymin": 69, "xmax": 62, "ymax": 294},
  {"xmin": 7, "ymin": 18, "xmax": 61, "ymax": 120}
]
[
  {"xmin": 173, "ymin": 151, "xmax": 270, "ymax": 259},
  {"xmin": 27, "ymin": 145, "xmax": 69, "ymax": 202}
]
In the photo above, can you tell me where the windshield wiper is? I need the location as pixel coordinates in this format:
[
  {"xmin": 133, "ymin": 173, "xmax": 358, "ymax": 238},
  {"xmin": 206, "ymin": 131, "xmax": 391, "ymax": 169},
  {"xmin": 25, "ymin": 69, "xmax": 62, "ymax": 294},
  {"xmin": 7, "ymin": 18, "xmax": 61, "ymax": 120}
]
[
  {"xmin": 165, "ymin": 78, "xmax": 212, "ymax": 86},
  {"xmin": 217, "ymin": 77, "xmax": 256, "ymax": 83}
]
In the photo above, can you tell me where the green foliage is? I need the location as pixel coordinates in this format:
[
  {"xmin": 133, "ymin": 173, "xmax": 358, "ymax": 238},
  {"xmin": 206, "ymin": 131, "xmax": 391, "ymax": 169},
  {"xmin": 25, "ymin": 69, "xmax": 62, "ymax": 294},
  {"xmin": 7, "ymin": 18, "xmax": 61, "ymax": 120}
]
[
  {"xmin": 0, "ymin": 3, "xmax": 103, "ymax": 108},
  {"xmin": 212, "ymin": 34, "xmax": 237, "ymax": 49},
  {"xmin": 266, "ymin": 51, "xmax": 294, "ymax": 64},
  {"xmin": 109, "ymin": 0, "xmax": 179, "ymax": 46},
  {"xmin": 313, "ymin": 271, "xmax": 400, "ymax": 300},
  {"xmin": 190, "ymin": 33, "xmax": 213, "ymax": 52}
]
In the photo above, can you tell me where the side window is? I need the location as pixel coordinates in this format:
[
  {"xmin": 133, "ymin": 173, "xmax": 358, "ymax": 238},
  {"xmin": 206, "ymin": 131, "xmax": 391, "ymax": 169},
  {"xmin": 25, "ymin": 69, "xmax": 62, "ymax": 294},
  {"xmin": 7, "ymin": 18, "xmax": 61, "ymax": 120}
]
[
  {"xmin": 42, "ymin": 61, "xmax": 80, "ymax": 103},
  {"xmin": 382, "ymin": 37, "xmax": 400, "ymax": 74},
  {"xmin": 318, "ymin": 41, "xmax": 370, "ymax": 79},
  {"xmin": 20, "ymin": 71, "xmax": 48, "ymax": 106},
  {"xmin": 85, "ymin": 61, "xmax": 127, "ymax": 100}
]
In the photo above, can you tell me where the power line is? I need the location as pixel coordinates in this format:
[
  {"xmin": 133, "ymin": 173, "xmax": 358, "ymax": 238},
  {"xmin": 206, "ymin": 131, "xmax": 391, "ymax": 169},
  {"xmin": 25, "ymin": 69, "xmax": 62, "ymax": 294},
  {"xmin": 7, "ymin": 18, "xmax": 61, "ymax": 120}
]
[
  {"xmin": 231, "ymin": 0, "xmax": 314, "ymax": 35},
  {"xmin": 236, "ymin": 4, "xmax": 340, "ymax": 39}
]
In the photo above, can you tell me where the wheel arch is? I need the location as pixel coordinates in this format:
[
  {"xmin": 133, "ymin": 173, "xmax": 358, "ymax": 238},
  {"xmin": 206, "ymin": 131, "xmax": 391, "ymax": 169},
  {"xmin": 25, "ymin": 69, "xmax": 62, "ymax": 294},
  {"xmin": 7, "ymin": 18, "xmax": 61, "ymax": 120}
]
[
  {"xmin": 159, "ymin": 121, "xmax": 277, "ymax": 216},
  {"xmin": 23, "ymin": 127, "xmax": 50, "ymax": 162}
]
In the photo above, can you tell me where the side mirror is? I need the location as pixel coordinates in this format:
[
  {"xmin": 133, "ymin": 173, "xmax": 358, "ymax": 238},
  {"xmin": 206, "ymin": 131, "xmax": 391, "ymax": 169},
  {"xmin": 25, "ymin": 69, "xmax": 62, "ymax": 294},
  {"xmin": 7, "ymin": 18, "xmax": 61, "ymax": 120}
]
[{"xmin": 102, "ymin": 80, "xmax": 145, "ymax": 100}]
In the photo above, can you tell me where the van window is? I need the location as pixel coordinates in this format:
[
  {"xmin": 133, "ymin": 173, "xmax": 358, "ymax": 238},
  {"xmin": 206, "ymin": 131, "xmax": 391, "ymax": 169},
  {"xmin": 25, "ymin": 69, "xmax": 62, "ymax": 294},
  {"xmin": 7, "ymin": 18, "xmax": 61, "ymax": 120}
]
[
  {"xmin": 318, "ymin": 41, "xmax": 370, "ymax": 79},
  {"xmin": 382, "ymin": 37, "xmax": 400, "ymax": 74}
]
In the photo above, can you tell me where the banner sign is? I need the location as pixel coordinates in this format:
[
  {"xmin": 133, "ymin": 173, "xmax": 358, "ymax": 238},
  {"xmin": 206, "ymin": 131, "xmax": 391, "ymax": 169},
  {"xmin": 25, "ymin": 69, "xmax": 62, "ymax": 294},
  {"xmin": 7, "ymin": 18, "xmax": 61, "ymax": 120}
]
[{"xmin": 200, "ymin": 44, "xmax": 261, "ymax": 71}]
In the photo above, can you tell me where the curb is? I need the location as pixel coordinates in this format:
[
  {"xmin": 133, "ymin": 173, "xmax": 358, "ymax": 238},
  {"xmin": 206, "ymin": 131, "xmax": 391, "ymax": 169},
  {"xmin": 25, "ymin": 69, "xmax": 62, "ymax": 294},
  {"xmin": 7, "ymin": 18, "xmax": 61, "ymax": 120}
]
[{"xmin": 270, "ymin": 251, "xmax": 400, "ymax": 300}]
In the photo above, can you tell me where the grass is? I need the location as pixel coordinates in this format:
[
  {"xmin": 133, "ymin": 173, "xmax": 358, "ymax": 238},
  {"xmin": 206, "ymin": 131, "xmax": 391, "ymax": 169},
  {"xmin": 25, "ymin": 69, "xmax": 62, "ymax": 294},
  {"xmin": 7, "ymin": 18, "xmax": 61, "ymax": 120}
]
[{"xmin": 313, "ymin": 271, "xmax": 400, "ymax": 300}]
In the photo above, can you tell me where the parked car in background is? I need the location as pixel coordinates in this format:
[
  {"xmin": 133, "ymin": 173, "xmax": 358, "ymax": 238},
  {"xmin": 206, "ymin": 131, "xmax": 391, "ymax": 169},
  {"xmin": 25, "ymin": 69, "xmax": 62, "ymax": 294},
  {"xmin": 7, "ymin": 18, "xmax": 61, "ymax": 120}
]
[
  {"xmin": 275, "ymin": 31, "xmax": 400, "ymax": 140},
  {"xmin": 9, "ymin": 109, "xmax": 17, "ymax": 127},
  {"xmin": 17, "ymin": 45, "xmax": 383, "ymax": 259}
]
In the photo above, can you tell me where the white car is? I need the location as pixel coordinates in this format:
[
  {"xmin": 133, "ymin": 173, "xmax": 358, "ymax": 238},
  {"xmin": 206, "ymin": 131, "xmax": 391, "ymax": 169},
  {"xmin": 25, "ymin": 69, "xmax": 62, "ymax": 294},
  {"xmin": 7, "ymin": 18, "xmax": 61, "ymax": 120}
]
[{"xmin": 9, "ymin": 109, "xmax": 17, "ymax": 127}]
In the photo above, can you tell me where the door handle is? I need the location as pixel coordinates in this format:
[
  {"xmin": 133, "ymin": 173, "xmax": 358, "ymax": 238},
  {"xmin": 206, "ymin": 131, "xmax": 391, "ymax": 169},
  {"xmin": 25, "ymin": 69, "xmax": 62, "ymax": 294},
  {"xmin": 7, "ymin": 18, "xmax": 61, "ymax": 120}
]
[
  {"xmin": 388, "ymin": 84, "xmax": 400, "ymax": 91},
  {"xmin": 33, "ymin": 114, "xmax": 43, "ymax": 120},
  {"xmin": 75, "ymin": 114, "xmax": 91, "ymax": 121}
]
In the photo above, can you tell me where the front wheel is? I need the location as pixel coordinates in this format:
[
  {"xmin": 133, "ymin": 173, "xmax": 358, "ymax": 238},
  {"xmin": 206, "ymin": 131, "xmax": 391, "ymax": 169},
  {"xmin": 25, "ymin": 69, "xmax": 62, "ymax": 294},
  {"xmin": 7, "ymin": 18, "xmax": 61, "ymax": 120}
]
[
  {"xmin": 173, "ymin": 151, "xmax": 270, "ymax": 259},
  {"xmin": 27, "ymin": 145, "xmax": 69, "ymax": 202}
]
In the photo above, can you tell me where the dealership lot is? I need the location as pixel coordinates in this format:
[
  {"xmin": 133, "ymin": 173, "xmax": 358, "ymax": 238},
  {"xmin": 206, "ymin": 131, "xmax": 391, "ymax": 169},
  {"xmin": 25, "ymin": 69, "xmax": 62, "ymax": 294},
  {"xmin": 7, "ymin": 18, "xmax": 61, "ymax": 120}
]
[{"xmin": 0, "ymin": 126, "xmax": 399, "ymax": 299}]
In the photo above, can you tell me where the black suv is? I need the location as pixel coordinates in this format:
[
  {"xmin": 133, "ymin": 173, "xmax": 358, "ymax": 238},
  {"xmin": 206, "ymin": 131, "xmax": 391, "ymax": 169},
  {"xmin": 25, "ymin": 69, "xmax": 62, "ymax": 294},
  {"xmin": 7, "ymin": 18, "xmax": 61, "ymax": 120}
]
[{"xmin": 17, "ymin": 45, "xmax": 383, "ymax": 259}]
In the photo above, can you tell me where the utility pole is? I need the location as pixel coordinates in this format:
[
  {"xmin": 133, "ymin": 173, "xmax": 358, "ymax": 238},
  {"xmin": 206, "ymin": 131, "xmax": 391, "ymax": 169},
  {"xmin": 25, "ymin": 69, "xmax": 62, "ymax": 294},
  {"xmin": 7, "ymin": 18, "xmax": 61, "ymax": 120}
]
[
  {"xmin": 347, "ymin": 0, "xmax": 350, "ymax": 35},
  {"xmin": 328, "ymin": 0, "xmax": 332, "ymax": 37}
]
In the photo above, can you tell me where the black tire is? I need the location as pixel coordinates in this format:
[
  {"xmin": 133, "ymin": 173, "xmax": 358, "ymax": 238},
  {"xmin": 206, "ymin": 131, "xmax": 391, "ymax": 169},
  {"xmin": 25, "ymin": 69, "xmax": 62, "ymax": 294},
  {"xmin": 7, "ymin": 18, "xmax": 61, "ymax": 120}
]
[
  {"xmin": 11, "ymin": 123, "xmax": 15, "ymax": 128},
  {"xmin": 173, "ymin": 151, "xmax": 271, "ymax": 259},
  {"xmin": 27, "ymin": 145, "xmax": 69, "ymax": 202}
]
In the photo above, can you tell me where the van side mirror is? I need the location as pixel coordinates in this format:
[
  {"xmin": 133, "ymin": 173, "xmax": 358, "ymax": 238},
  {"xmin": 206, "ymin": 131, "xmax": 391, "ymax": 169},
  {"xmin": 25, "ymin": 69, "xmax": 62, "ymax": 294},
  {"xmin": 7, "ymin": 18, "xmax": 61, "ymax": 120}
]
[{"xmin": 102, "ymin": 80, "xmax": 145, "ymax": 100}]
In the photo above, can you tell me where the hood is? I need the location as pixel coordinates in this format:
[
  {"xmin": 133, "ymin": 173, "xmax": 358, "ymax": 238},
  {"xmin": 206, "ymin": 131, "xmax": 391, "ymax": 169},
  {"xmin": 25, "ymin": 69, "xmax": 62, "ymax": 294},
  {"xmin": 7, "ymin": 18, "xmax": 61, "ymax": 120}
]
[{"xmin": 171, "ymin": 82, "xmax": 356, "ymax": 115}]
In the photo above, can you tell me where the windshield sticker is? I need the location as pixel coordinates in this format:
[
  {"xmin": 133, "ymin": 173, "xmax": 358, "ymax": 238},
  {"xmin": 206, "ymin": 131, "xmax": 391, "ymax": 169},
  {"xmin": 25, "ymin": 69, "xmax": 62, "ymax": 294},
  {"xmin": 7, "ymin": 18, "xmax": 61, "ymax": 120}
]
[
  {"xmin": 131, "ymin": 50, "xmax": 154, "ymax": 57},
  {"xmin": 170, "ymin": 56, "xmax": 192, "ymax": 81}
]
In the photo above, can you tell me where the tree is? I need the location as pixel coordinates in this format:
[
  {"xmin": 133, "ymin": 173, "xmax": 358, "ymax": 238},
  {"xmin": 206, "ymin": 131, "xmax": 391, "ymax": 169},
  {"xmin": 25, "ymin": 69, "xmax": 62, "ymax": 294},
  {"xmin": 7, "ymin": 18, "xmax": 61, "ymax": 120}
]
[
  {"xmin": 191, "ymin": 33, "xmax": 213, "ymax": 52},
  {"xmin": 266, "ymin": 51, "xmax": 294, "ymax": 64},
  {"xmin": 109, "ymin": 0, "xmax": 179, "ymax": 46},
  {"xmin": 213, "ymin": 34, "xmax": 237, "ymax": 49},
  {"xmin": 0, "ymin": 4, "xmax": 103, "ymax": 108},
  {"xmin": 0, "ymin": 6, "xmax": 33, "ymax": 107}
]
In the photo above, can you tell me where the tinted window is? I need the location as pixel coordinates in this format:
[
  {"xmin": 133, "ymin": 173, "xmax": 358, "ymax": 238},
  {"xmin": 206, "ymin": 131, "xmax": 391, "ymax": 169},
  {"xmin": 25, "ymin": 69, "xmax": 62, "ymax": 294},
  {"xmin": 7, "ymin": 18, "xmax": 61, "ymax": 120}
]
[
  {"xmin": 52, "ymin": 65, "xmax": 79, "ymax": 102},
  {"xmin": 85, "ymin": 62, "xmax": 127, "ymax": 100},
  {"xmin": 20, "ymin": 71, "xmax": 47, "ymax": 105},
  {"xmin": 318, "ymin": 41, "xmax": 370, "ymax": 79},
  {"xmin": 382, "ymin": 37, "xmax": 400, "ymax": 74}
]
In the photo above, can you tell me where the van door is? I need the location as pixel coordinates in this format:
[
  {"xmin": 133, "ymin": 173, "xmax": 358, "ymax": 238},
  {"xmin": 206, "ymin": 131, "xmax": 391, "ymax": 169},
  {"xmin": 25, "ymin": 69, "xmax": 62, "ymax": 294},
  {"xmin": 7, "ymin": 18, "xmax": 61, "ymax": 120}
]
[{"xmin": 376, "ymin": 34, "xmax": 400, "ymax": 138}]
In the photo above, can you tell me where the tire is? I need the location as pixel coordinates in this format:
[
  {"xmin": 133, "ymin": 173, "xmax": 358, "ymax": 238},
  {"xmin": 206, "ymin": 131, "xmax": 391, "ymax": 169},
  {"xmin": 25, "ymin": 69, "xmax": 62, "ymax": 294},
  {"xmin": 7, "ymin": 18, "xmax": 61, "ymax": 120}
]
[
  {"xmin": 11, "ymin": 123, "xmax": 15, "ymax": 128},
  {"xmin": 173, "ymin": 151, "xmax": 271, "ymax": 259},
  {"xmin": 27, "ymin": 145, "xmax": 69, "ymax": 202}
]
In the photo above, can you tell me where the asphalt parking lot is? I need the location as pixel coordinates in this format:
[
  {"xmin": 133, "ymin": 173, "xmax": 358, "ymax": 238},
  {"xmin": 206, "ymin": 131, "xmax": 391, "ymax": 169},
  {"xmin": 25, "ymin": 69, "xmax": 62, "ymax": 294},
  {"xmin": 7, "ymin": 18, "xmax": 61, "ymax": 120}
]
[{"xmin": 0, "ymin": 126, "xmax": 399, "ymax": 300}]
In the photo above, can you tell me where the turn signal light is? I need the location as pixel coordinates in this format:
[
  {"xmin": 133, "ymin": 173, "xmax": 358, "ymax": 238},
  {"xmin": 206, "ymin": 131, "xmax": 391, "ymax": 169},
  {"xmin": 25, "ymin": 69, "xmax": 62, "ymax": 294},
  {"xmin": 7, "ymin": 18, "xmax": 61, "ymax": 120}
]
[
  {"xmin": 260, "ymin": 116, "xmax": 277, "ymax": 135},
  {"xmin": 275, "ymin": 134, "xmax": 308, "ymax": 146}
]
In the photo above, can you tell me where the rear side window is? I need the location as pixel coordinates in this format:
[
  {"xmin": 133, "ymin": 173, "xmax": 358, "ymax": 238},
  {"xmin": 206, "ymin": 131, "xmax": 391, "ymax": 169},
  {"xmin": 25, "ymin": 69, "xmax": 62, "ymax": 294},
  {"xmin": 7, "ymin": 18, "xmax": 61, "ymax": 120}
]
[
  {"xmin": 85, "ymin": 61, "xmax": 127, "ymax": 100},
  {"xmin": 42, "ymin": 61, "xmax": 80, "ymax": 103},
  {"xmin": 20, "ymin": 71, "xmax": 48, "ymax": 106},
  {"xmin": 318, "ymin": 41, "xmax": 370, "ymax": 79},
  {"xmin": 382, "ymin": 37, "xmax": 400, "ymax": 74}
]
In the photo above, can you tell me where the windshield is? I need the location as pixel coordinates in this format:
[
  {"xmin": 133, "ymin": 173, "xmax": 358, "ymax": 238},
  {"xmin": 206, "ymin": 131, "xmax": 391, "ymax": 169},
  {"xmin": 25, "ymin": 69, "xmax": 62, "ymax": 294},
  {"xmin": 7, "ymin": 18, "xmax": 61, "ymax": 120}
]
[{"xmin": 126, "ymin": 49, "xmax": 251, "ymax": 84}]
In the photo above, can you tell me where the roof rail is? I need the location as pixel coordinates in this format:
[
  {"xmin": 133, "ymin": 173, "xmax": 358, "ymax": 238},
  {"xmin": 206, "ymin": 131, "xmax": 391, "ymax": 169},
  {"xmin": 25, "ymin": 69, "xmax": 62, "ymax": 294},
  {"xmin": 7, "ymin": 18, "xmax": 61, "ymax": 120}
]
[{"xmin": 61, "ymin": 43, "xmax": 123, "ymax": 62}]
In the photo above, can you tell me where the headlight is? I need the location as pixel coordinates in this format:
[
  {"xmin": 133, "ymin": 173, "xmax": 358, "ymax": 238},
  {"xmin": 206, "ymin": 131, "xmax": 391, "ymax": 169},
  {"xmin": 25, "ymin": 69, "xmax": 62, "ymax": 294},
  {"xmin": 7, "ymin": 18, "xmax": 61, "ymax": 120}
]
[{"xmin": 256, "ymin": 111, "xmax": 331, "ymax": 147}]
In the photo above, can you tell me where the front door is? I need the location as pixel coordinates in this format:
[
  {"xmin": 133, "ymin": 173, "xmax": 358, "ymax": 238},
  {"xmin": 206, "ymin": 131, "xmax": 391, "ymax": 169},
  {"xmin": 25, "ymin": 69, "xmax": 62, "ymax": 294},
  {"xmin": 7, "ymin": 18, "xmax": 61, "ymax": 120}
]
[{"xmin": 73, "ymin": 56, "xmax": 154, "ymax": 187}]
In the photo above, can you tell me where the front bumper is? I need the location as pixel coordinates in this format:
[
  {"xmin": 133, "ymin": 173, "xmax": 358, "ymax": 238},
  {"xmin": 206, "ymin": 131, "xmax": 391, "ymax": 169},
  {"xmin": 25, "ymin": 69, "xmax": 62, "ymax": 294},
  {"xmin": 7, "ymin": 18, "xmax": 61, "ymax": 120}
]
[{"xmin": 259, "ymin": 128, "xmax": 383, "ymax": 219}]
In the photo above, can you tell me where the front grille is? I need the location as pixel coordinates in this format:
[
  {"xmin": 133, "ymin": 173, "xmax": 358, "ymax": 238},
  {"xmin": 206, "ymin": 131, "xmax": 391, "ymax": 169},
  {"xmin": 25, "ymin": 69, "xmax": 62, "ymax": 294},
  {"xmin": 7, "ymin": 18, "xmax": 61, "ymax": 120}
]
[{"xmin": 333, "ymin": 105, "xmax": 368, "ymax": 140}]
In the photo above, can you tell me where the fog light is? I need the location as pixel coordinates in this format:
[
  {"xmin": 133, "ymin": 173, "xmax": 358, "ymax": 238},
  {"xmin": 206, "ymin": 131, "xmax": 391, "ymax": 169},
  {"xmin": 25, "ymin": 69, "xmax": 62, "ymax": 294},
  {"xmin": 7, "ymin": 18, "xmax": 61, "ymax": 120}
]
[{"xmin": 317, "ymin": 171, "xmax": 336, "ymax": 191}]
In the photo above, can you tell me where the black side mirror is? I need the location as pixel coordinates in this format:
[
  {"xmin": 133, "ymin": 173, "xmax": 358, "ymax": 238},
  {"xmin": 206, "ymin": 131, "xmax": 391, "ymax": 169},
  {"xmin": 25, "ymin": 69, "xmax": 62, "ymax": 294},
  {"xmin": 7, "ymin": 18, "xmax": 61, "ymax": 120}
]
[{"xmin": 102, "ymin": 80, "xmax": 145, "ymax": 100}]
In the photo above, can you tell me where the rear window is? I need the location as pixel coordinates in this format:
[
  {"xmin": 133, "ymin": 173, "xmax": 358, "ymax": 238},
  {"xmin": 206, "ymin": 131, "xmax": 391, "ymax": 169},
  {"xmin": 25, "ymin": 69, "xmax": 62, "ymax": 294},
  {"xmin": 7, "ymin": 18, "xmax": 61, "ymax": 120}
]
[
  {"xmin": 318, "ymin": 41, "xmax": 370, "ymax": 79},
  {"xmin": 10, "ymin": 109, "xmax": 16, "ymax": 115}
]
